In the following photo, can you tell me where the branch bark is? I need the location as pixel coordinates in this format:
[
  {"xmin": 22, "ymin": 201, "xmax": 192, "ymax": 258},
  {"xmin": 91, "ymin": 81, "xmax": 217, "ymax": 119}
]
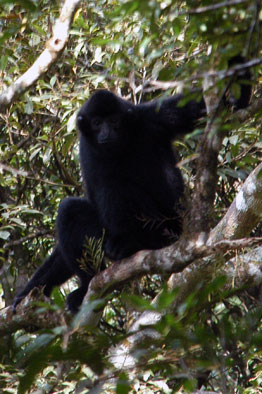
[
  {"xmin": 208, "ymin": 163, "xmax": 262, "ymax": 242},
  {"xmin": 0, "ymin": 0, "xmax": 82, "ymax": 111},
  {"xmin": 189, "ymin": 69, "xmax": 224, "ymax": 233},
  {"xmin": 0, "ymin": 289, "xmax": 66, "ymax": 336}
]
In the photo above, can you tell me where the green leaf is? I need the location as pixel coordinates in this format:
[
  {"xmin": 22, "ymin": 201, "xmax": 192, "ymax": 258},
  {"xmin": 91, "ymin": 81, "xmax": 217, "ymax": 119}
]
[
  {"xmin": 24, "ymin": 100, "xmax": 33, "ymax": 115},
  {"xmin": 0, "ymin": 0, "xmax": 38, "ymax": 11},
  {"xmin": 50, "ymin": 75, "xmax": 56, "ymax": 88},
  {"xmin": 0, "ymin": 55, "xmax": 8, "ymax": 70},
  {"xmin": 0, "ymin": 230, "xmax": 10, "ymax": 240},
  {"xmin": 122, "ymin": 294, "xmax": 154, "ymax": 311},
  {"xmin": 18, "ymin": 353, "xmax": 48, "ymax": 394},
  {"xmin": 156, "ymin": 287, "xmax": 179, "ymax": 309},
  {"xmin": 116, "ymin": 372, "xmax": 131, "ymax": 394}
]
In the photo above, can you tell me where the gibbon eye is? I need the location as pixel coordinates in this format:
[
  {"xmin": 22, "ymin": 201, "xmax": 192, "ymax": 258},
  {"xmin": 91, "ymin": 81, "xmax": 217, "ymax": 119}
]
[
  {"xmin": 109, "ymin": 116, "xmax": 120, "ymax": 127},
  {"xmin": 91, "ymin": 118, "xmax": 101, "ymax": 128}
]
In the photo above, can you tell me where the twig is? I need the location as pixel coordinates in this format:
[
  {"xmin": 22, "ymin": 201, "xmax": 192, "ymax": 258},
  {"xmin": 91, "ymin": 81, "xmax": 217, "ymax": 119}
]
[
  {"xmin": 146, "ymin": 58, "xmax": 262, "ymax": 92},
  {"xmin": 0, "ymin": 163, "xmax": 78, "ymax": 188},
  {"xmin": 185, "ymin": 0, "xmax": 249, "ymax": 15},
  {"xmin": 4, "ymin": 230, "xmax": 52, "ymax": 248}
]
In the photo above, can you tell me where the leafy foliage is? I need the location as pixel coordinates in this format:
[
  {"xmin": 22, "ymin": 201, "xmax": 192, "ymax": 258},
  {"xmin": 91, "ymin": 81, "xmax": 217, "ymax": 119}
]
[
  {"xmin": 0, "ymin": 0, "xmax": 262, "ymax": 393},
  {"xmin": 78, "ymin": 232, "xmax": 105, "ymax": 275}
]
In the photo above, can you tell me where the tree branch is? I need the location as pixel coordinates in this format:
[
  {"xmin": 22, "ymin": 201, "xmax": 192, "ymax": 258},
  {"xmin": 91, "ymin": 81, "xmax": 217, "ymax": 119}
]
[
  {"xmin": 145, "ymin": 58, "xmax": 262, "ymax": 92},
  {"xmin": 186, "ymin": 0, "xmax": 249, "ymax": 15},
  {"xmin": 208, "ymin": 162, "xmax": 262, "ymax": 242},
  {"xmin": 0, "ymin": 289, "xmax": 67, "ymax": 336},
  {"xmin": 0, "ymin": 0, "xmax": 82, "ymax": 111},
  {"xmin": 189, "ymin": 67, "xmax": 224, "ymax": 233},
  {"xmin": 2, "ymin": 235, "xmax": 262, "ymax": 335},
  {"xmin": 76, "ymin": 232, "xmax": 262, "ymax": 328}
]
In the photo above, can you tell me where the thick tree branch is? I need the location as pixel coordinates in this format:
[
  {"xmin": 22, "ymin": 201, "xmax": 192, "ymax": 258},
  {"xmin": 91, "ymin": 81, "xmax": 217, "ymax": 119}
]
[
  {"xmin": 0, "ymin": 0, "xmax": 81, "ymax": 111},
  {"xmin": 1, "ymin": 235, "xmax": 262, "ymax": 335},
  {"xmin": 76, "ymin": 234, "xmax": 262, "ymax": 328},
  {"xmin": 208, "ymin": 162, "xmax": 262, "ymax": 242}
]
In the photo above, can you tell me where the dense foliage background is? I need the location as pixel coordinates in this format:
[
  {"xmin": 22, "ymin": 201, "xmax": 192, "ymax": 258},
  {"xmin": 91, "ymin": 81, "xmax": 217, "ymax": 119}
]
[{"xmin": 0, "ymin": 0, "xmax": 262, "ymax": 393}]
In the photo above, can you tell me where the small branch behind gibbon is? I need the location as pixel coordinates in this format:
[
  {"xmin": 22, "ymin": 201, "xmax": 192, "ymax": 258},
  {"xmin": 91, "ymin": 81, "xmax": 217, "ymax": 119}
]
[
  {"xmin": 186, "ymin": 57, "xmax": 256, "ymax": 234},
  {"xmin": 0, "ymin": 0, "xmax": 82, "ymax": 111},
  {"xmin": 185, "ymin": 0, "xmax": 249, "ymax": 15},
  {"xmin": 189, "ymin": 69, "xmax": 223, "ymax": 233},
  {"xmin": 146, "ymin": 58, "xmax": 262, "ymax": 92}
]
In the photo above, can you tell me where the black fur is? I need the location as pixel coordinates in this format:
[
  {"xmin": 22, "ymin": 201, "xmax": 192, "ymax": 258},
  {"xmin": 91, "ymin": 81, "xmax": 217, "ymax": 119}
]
[{"xmin": 12, "ymin": 61, "xmax": 251, "ymax": 313}]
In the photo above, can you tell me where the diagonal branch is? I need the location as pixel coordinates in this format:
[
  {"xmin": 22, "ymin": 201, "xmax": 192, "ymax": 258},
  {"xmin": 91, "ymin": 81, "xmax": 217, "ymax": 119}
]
[
  {"xmin": 208, "ymin": 163, "xmax": 262, "ymax": 243},
  {"xmin": 76, "ymin": 234, "xmax": 262, "ymax": 328},
  {"xmin": 1, "ymin": 235, "xmax": 261, "ymax": 334},
  {"xmin": 0, "ymin": 0, "xmax": 82, "ymax": 111}
]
